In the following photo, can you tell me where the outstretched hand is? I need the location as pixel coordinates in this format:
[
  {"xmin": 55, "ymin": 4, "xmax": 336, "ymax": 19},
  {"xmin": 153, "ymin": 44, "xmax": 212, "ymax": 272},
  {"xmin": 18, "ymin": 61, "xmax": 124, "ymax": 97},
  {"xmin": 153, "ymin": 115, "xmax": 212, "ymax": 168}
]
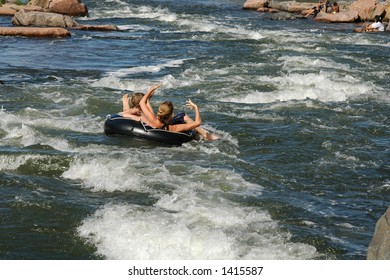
[
  {"xmin": 147, "ymin": 84, "xmax": 161, "ymax": 98},
  {"xmin": 186, "ymin": 99, "xmax": 198, "ymax": 110},
  {"xmin": 122, "ymin": 93, "xmax": 130, "ymax": 102}
]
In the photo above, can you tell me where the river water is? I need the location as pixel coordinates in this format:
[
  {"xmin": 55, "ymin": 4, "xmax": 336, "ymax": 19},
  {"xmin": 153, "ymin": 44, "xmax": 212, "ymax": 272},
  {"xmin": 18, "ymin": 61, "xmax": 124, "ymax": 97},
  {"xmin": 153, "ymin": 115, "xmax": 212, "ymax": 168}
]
[{"xmin": 0, "ymin": 0, "xmax": 389, "ymax": 260}]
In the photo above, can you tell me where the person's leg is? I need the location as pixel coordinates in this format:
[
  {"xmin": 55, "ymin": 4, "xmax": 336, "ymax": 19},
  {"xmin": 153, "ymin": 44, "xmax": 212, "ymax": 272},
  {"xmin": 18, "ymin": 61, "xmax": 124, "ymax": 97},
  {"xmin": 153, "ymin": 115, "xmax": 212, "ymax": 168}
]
[{"xmin": 183, "ymin": 115, "xmax": 219, "ymax": 140}]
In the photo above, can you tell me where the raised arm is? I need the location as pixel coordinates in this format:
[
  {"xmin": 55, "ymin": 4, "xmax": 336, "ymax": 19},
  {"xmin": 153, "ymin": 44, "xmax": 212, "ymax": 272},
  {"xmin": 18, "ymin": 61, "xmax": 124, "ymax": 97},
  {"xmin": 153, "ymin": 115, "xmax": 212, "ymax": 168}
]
[
  {"xmin": 122, "ymin": 94, "xmax": 131, "ymax": 112},
  {"xmin": 139, "ymin": 84, "xmax": 162, "ymax": 128},
  {"xmin": 146, "ymin": 95, "xmax": 154, "ymax": 114},
  {"xmin": 121, "ymin": 93, "xmax": 141, "ymax": 118},
  {"xmin": 169, "ymin": 99, "xmax": 202, "ymax": 132}
]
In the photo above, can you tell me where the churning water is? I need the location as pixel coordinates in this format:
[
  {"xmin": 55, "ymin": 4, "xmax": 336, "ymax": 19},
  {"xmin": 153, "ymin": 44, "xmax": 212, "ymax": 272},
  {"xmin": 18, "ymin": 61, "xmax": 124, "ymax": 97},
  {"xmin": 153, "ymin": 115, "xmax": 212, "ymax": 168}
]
[{"xmin": 0, "ymin": 0, "xmax": 389, "ymax": 260}]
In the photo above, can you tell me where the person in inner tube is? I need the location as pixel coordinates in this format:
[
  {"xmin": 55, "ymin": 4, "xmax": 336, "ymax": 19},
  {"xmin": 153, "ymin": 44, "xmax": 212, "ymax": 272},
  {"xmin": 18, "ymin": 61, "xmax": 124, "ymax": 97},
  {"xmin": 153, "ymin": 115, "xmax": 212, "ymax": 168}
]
[
  {"xmin": 120, "ymin": 85, "xmax": 218, "ymax": 140},
  {"xmin": 120, "ymin": 92, "xmax": 144, "ymax": 118}
]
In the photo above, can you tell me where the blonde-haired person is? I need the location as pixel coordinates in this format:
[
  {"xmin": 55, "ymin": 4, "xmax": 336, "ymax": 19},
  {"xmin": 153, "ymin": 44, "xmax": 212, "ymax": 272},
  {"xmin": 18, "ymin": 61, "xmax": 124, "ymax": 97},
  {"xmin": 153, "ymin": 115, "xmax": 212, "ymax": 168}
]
[
  {"xmin": 120, "ymin": 91, "xmax": 153, "ymax": 123},
  {"xmin": 121, "ymin": 85, "xmax": 218, "ymax": 140},
  {"xmin": 120, "ymin": 92, "xmax": 143, "ymax": 116},
  {"xmin": 140, "ymin": 84, "xmax": 203, "ymax": 134}
]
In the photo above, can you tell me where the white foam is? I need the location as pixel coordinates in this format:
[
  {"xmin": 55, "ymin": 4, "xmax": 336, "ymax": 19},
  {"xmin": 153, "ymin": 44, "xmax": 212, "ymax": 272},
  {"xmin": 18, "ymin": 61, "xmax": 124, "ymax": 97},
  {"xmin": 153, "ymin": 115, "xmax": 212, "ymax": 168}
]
[
  {"xmin": 336, "ymin": 223, "xmax": 360, "ymax": 229},
  {"xmin": 380, "ymin": 181, "xmax": 390, "ymax": 192},
  {"xmin": 78, "ymin": 201, "xmax": 318, "ymax": 260},
  {"xmin": 107, "ymin": 59, "xmax": 186, "ymax": 78},
  {"xmin": 91, "ymin": 59, "xmax": 190, "ymax": 90},
  {"xmin": 0, "ymin": 108, "xmax": 101, "ymax": 151},
  {"xmin": 0, "ymin": 154, "xmax": 44, "ymax": 171},
  {"xmin": 75, "ymin": 155, "xmax": 318, "ymax": 259},
  {"xmin": 62, "ymin": 154, "xmax": 147, "ymax": 193},
  {"xmin": 86, "ymin": 2, "xmax": 264, "ymax": 41},
  {"xmin": 221, "ymin": 71, "xmax": 375, "ymax": 104}
]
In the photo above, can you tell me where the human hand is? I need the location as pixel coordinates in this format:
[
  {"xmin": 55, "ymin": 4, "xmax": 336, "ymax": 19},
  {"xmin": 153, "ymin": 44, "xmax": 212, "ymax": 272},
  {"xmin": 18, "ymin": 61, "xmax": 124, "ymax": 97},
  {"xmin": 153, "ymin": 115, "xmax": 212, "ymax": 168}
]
[
  {"xmin": 122, "ymin": 93, "xmax": 131, "ymax": 111},
  {"xmin": 186, "ymin": 99, "xmax": 198, "ymax": 110},
  {"xmin": 122, "ymin": 93, "xmax": 130, "ymax": 101},
  {"xmin": 147, "ymin": 84, "xmax": 161, "ymax": 98}
]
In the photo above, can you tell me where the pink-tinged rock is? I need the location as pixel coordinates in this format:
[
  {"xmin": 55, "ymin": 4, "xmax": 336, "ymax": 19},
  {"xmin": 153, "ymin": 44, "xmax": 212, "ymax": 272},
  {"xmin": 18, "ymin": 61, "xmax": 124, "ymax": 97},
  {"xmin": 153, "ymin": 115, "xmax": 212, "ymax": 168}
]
[
  {"xmin": 0, "ymin": 26, "xmax": 70, "ymax": 37},
  {"xmin": 256, "ymin": 7, "xmax": 279, "ymax": 13},
  {"xmin": 29, "ymin": 0, "xmax": 88, "ymax": 17},
  {"xmin": 349, "ymin": 0, "xmax": 378, "ymax": 21},
  {"xmin": 28, "ymin": 0, "xmax": 51, "ymax": 9},
  {"xmin": 12, "ymin": 9, "xmax": 77, "ymax": 28},
  {"xmin": 0, "ymin": 4, "xmax": 43, "ymax": 16},
  {"xmin": 286, "ymin": 2, "xmax": 314, "ymax": 13},
  {"xmin": 383, "ymin": 5, "xmax": 390, "ymax": 22},
  {"xmin": 243, "ymin": 0, "xmax": 269, "ymax": 10},
  {"xmin": 48, "ymin": 0, "xmax": 88, "ymax": 17},
  {"xmin": 314, "ymin": 11, "xmax": 359, "ymax": 23}
]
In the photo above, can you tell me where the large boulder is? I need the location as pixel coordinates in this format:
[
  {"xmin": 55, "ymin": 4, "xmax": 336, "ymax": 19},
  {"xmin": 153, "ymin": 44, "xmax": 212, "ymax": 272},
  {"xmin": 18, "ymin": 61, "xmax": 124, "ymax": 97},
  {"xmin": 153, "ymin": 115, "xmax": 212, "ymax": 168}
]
[
  {"xmin": 349, "ymin": 0, "xmax": 382, "ymax": 21},
  {"xmin": 12, "ymin": 9, "xmax": 77, "ymax": 27},
  {"xmin": 243, "ymin": 0, "xmax": 270, "ymax": 10},
  {"xmin": 314, "ymin": 10, "xmax": 360, "ymax": 22},
  {"xmin": 264, "ymin": 1, "xmax": 316, "ymax": 13},
  {"xmin": 28, "ymin": 0, "xmax": 51, "ymax": 8},
  {"xmin": 48, "ymin": 0, "xmax": 88, "ymax": 17},
  {"xmin": 0, "ymin": 26, "xmax": 70, "ymax": 37},
  {"xmin": 0, "ymin": 3, "xmax": 43, "ymax": 16},
  {"xmin": 285, "ymin": 2, "xmax": 314, "ymax": 13},
  {"xmin": 28, "ymin": 0, "xmax": 88, "ymax": 17},
  {"xmin": 367, "ymin": 207, "xmax": 390, "ymax": 260},
  {"xmin": 270, "ymin": 11, "xmax": 306, "ymax": 20}
]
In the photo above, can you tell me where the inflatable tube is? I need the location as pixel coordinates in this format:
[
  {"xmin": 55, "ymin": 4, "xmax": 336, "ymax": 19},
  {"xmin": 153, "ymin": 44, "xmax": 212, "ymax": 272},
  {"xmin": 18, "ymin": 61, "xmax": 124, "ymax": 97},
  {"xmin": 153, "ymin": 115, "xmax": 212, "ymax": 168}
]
[{"xmin": 104, "ymin": 114, "xmax": 197, "ymax": 146}]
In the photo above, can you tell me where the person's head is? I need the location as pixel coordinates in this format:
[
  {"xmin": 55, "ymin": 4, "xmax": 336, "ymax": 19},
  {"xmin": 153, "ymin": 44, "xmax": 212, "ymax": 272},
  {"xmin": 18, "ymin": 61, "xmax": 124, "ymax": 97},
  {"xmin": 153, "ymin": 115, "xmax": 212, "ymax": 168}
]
[
  {"xmin": 374, "ymin": 15, "xmax": 382, "ymax": 22},
  {"xmin": 131, "ymin": 92, "xmax": 144, "ymax": 108},
  {"xmin": 157, "ymin": 101, "xmax": 174, "ymax": 126}
]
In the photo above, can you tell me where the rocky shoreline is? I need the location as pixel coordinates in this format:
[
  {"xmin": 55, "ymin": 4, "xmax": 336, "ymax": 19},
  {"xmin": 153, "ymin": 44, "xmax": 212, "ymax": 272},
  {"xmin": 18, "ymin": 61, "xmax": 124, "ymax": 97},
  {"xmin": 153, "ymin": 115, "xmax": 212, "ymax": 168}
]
[
  {"xmin": 2, "ymin": 0, "xmax": 389, "ymax": 37},
  {"xmin": 0, "ymin": 0, "xmax": 118, "ymax": 37},
  {"xmin": 244, "ymin": 0, "xmax": 390, "ymax": 31}
]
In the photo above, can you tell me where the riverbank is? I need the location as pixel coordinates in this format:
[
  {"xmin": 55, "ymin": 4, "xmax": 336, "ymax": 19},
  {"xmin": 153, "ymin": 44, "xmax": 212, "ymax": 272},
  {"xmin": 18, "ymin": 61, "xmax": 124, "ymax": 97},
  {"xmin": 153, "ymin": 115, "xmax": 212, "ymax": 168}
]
[
  {"xmin": 0, "ymin": 0, "xmax": 117, "ymax": 37},
  {"xmin": 244, "ymin": 0, "xmax": 390, "ymax": 31}
]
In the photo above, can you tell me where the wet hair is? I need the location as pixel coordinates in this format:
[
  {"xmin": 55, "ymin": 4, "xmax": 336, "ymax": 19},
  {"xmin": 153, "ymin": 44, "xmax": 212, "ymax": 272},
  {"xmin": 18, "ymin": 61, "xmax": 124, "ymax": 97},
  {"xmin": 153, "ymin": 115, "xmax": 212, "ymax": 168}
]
[
  {"xmin": 157, "ymin": 101, "xmax": 174, "ymax": 126},
  {"xmin": 374, "ymin": 15, "xmax": 382, "ymax": 22},
  {"xmin": 131, "ymin": 92, "xmax": 144, "ymax": 108}
]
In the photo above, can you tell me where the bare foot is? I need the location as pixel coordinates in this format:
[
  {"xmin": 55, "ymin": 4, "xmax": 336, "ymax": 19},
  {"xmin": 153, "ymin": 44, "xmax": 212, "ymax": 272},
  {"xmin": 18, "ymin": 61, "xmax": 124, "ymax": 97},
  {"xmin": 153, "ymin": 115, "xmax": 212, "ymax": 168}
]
[{"xmin": 204, "ymin": 132, "xmax": 219, "ymax": 141}]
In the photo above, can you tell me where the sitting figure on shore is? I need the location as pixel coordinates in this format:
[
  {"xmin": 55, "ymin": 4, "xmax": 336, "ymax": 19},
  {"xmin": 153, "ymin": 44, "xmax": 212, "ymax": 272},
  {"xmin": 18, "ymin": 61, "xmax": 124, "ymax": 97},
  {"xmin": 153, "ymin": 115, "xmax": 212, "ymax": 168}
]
[
  {"xmin": 320, "ymin": 0, "xmax": 331, "ymax": 13},
  {"xmin": 331, "ymin": 2, "xmax": 339, "ymax": 14},
  {"xmin": 305, "ymin": 0, "xmax": 329, "ymax": 18},
  {"xmin": 364, "ymin": 15, "xmax": 385, "ymax": 32},
  {"xmin": 305, "ymin": 5, "xmax": 320, "ymax": 17}
]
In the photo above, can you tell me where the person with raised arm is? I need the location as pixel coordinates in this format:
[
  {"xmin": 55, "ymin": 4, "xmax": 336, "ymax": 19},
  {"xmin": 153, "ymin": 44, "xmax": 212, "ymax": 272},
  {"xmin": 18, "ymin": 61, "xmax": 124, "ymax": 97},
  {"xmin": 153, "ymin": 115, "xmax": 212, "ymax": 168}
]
[{"xmin": 139, "ymin": 84, "xmax": 203, "ymax": 133}]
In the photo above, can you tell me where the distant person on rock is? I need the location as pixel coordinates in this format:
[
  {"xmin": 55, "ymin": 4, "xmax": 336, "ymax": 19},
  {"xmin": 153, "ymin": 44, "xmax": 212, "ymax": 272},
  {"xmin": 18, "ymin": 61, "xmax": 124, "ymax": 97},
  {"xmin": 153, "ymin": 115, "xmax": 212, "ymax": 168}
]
[
  {"xmin": 331, "ymin": 2, "xmax": 339, "ymax": 14},
  {"xmin": 305, "ymin": 5, "xmax": 320, "ymax": 18},
  {"xmin": 305, "ymin": 0, "xmax": 329, "ymax": 18},
  {"xmin": 364, "ymin": 15, "xmax": 385, "ymax": 32},
  {"xmin": 319, "ymin": 0, "xmax": 331, "ymax": 13}
]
